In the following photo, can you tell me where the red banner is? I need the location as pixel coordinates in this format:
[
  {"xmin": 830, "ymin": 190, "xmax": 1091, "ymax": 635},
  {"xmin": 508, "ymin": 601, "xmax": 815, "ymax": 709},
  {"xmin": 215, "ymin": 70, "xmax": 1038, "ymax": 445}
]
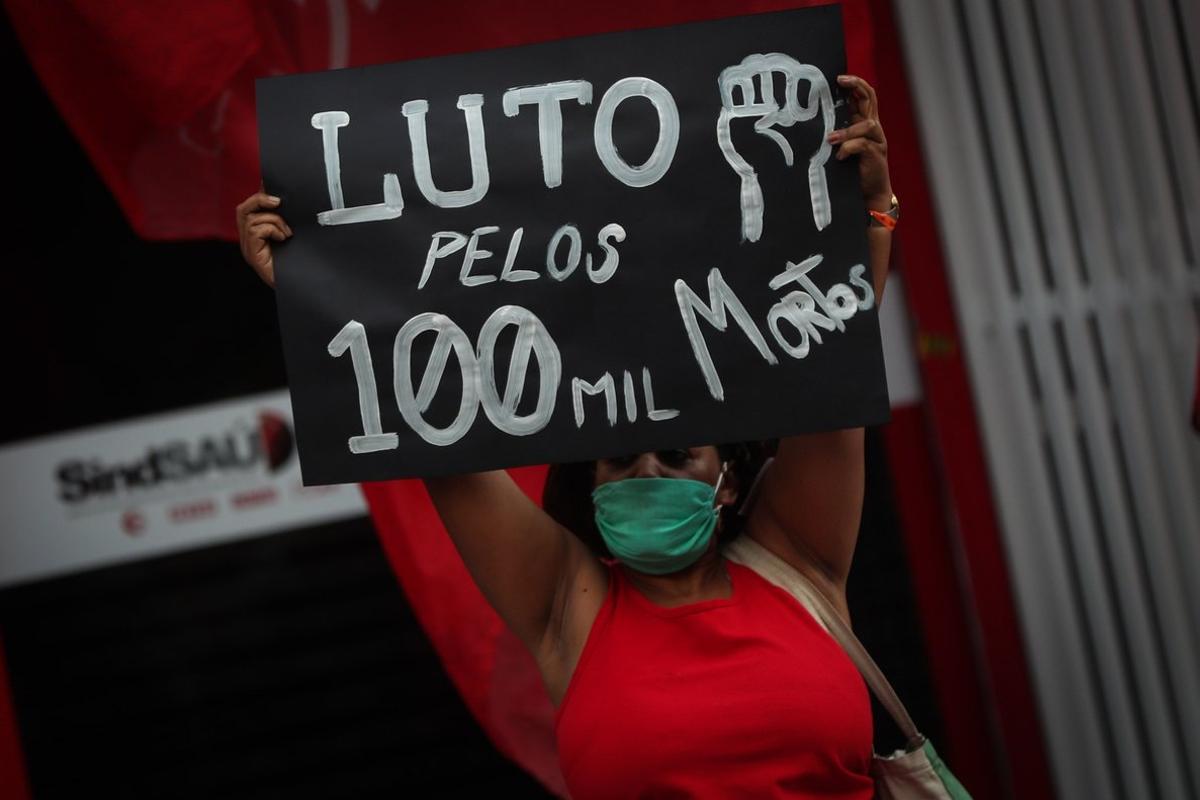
[{"xmin": 6, "ymin": 0, "xmax": 872, "ymax": 241}]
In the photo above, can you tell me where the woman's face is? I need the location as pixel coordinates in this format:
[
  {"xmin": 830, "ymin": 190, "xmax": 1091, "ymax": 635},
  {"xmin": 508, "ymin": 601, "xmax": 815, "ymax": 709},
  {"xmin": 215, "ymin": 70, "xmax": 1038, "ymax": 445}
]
[{"xmin": 593, "ymin": 446, "xmax": 739, "ymax": 507}]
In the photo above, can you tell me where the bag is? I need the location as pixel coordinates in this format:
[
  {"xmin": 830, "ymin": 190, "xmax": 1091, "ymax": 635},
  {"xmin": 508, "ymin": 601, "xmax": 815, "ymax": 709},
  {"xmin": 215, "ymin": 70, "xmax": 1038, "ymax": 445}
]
[{"xmin": 724, "ymin": 535, "xmax": 973, "ymax": 800}]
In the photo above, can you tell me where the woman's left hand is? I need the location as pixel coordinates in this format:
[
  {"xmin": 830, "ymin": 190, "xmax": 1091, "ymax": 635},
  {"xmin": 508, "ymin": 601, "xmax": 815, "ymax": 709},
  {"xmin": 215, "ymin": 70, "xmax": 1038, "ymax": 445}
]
[{"xmin": 827, "ymin": 74, "xmax": 893, "ymax": 211}]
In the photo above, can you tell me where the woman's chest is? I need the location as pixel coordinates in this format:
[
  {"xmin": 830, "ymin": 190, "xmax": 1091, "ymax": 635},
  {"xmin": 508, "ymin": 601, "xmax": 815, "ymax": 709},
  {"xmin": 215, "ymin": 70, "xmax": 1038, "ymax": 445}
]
[{"xmin": 556, "ymin": 608, "xmax": 873, "ymax": 792}]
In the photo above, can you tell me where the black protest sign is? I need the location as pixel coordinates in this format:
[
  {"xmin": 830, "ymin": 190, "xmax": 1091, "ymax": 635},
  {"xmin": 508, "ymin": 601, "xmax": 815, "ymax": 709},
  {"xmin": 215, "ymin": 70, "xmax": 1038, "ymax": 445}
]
[{"xmin": 257, "ymin": 5, "xmax": 889, "ymax": 484}]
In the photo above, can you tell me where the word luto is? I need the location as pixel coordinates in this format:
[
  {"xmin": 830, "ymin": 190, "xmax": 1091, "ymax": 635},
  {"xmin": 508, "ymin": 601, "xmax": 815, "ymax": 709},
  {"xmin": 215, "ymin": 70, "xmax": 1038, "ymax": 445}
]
[{"xmin": 311, "ymin": 55, "xmax": 835, "ymax": 240}]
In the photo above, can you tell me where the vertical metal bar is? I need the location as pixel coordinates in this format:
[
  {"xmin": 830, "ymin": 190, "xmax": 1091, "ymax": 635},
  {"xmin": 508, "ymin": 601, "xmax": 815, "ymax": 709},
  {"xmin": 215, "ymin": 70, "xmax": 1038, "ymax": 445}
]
[
  {"xmin": 1138, "ymin": 0, "xmax": 1200, "ymax": 266},
  {"xmin": 1169, "ymin": 0, "xmax": 1200, "ymax": 104}
]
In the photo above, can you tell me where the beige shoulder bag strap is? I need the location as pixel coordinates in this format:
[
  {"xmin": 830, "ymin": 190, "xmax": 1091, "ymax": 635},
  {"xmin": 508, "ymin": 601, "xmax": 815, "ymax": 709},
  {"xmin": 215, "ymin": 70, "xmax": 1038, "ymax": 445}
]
[{"xmin": 724, "ymin": 534, "xmax": 925, "ymax": 751}]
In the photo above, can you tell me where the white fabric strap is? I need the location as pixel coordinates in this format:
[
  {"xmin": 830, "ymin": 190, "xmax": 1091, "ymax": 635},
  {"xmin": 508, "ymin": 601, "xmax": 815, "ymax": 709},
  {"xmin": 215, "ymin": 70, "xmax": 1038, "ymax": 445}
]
[{"xmin": 724, "ymin": 534, "xmax": 924, "ymax": 749}]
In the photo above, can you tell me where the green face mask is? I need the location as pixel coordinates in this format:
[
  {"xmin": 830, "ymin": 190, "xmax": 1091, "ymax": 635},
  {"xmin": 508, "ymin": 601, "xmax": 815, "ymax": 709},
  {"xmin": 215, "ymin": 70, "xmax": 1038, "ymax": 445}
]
[{"xmin": 591, "ymin": 471, "xmax": 726, "ymax": 575}]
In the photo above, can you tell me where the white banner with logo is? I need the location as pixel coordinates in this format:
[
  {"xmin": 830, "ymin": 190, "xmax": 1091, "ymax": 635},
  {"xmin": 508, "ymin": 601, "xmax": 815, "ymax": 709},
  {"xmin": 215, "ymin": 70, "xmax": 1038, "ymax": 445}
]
[{"xmin": 0, "ymin": 390, "xmax": 367, "ymax": 588}]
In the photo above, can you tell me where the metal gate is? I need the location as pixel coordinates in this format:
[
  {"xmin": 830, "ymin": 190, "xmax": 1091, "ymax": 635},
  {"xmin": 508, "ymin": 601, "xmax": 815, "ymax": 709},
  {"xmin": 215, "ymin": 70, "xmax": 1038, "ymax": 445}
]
[{"xmin": 893, "ymin": 1, "xmax": 1200, "ymax": 797}]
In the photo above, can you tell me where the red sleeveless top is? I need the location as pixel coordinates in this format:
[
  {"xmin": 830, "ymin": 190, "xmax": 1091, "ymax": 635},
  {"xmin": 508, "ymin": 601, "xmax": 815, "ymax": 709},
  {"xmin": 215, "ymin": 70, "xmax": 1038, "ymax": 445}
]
[{"xmin": 555, "ymin": 559, "xmax": 874, "ymax": 799}]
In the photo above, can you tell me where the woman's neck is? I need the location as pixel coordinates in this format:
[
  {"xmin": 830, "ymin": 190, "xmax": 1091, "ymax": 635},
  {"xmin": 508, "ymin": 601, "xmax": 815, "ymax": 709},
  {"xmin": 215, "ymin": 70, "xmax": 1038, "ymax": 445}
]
[{"xmin": 620, "ymin": 542, "xmax": 731, "ymax": 607}]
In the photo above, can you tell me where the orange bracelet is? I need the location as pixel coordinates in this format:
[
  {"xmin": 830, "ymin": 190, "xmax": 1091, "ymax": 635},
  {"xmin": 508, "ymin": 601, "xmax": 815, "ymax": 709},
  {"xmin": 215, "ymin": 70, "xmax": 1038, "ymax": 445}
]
[
  {"xmin": 868, "ymin": 194, "xmax": 900, "ymax": 230},
  {"xmin": 868, "ymin": 209, "xmax": 898, "ymax": 230}
]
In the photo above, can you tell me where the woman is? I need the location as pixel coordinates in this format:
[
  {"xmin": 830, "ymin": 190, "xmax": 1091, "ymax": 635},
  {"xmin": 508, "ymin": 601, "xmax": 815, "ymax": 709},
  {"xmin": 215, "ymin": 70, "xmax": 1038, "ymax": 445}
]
[{"xmin": 239, "ymin": 74, "xmax": 894, "ymax": 798}]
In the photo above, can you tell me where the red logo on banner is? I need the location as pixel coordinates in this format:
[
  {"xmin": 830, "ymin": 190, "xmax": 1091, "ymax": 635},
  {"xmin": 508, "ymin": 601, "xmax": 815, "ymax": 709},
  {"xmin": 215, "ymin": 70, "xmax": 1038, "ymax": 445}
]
[
  {"xmin": 258, "ymin": 412, "xmax": 294, "ymax": 472},
  {"xmin": 120, "ymin": 509, "xmax": 146, "ymax": 536}
]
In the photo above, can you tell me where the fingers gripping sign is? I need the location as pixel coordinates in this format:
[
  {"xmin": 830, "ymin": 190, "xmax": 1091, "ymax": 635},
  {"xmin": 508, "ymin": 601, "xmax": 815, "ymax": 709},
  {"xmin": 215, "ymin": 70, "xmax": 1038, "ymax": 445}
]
[
  {"xmin": 828, "ymin": 74, "xmax": 891, "ymax": 208},
  {"xmin": 236, "ymin": 190, "xmax": 293, "ymax": 287},
  {"xmin": 717, "ymin": 54, "xmax": 835, "ymax": 242}
]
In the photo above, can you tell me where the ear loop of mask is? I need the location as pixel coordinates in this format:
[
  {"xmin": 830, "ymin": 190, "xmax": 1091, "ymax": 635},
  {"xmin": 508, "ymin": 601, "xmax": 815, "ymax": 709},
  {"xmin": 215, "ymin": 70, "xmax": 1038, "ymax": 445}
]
[
  {"xmin": 713, "ymin": 461, "xmax": 729, "ymax": 514},
  {"xmin": 737, "ymin": 456, "xmax": 776, "ymax": 517}
]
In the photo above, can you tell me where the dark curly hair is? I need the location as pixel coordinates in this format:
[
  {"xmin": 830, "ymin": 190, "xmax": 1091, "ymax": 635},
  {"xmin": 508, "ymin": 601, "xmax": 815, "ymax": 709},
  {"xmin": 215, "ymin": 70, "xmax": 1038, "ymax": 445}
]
[{"xmin": 541, "ymin": 441, "xmax": 775, "ymax": 559}]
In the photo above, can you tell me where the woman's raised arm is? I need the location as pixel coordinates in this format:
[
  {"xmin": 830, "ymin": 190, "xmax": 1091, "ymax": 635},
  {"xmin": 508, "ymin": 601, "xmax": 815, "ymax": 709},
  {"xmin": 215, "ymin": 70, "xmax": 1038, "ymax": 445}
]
[
  {"xmin": 746, "ymin": 74, "xmax": 893, "ymax": 608},
  {"xmin": 235, "ymin": 193, "xmax": 604, "ymax": 686}
]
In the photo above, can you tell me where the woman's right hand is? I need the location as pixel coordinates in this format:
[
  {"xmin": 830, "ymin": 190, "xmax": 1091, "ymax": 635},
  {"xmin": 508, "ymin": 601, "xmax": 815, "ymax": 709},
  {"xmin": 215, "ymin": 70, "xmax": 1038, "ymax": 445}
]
[{"xmin": 236, "ymin": 191, "xmax": 293, "ymax": 287}]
